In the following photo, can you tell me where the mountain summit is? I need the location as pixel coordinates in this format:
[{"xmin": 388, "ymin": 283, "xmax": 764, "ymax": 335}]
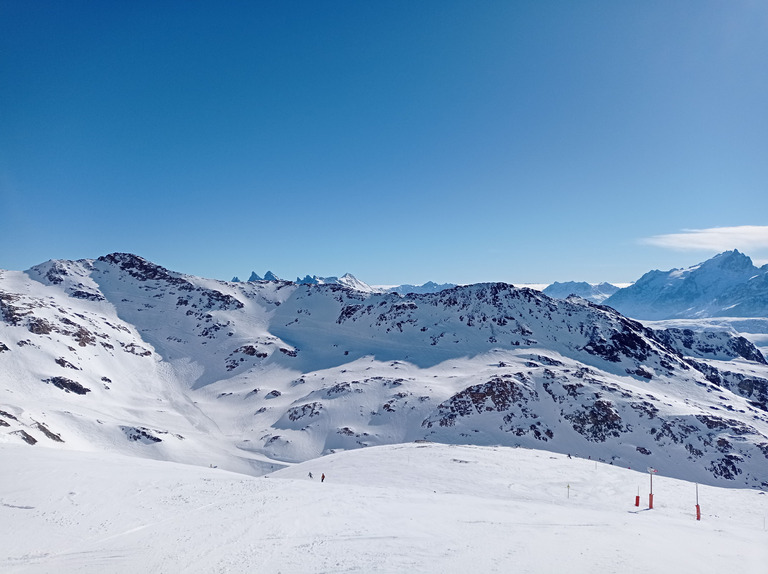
[
  {"xmin": 604, "ymin": 250, "xmax": 768, "ymax": 320},
  {"xmin": 1, "ymin": 253, "xmax": 768, "ymax": 488},
  {"xmin": 542, "ymin": 281, "xmax": 620, "ymax": 303}
]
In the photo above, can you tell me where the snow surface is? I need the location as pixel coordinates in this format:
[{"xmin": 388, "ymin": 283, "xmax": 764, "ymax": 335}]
[{"xmin": 1, "ymin": 442, "xmax": 766, "ymax": 574}]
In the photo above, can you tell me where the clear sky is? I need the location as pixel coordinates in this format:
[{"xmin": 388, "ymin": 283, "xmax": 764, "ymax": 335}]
[{"xmin": 1, "ymin": 1, "xmax": 767, "ymax": 286}]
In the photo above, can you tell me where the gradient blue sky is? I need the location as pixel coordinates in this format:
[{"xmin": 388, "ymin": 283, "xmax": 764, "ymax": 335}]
[{"xmin": 2, "ymin": 1, "xmax": 767, "ymax": 285}]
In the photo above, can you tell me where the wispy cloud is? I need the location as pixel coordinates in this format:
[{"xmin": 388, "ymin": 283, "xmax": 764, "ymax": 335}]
[{"xmin": 641, "ymin": 226, "xmax": 768, "ymax": 252}]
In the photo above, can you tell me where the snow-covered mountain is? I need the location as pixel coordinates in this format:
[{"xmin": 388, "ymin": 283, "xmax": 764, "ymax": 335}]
[
  {"xmin": 247, "ymin": 270, "xmax": 280, "ymax": 282},
  {"xmin": 295, "ymin": 273, "xmax": 381, "ymax": 293},
  {"xmin": 2, "ymin": 253, "xmax": 768, "ymax": 489},
  {"xmin": 386, "ymin": 280, "xmax": 457, "ymax": 295},
  {"xmin": 604, "ymin": 250, "xmax": 768, "ymax": 320},
  {"xmin": 261, "ymin": 271, "xmax": 455, "ymax": 296},
  {"xmin": 542, "ymin": 281, "xmax": 620, "ymax": 303},
  {"xmin": 236, "ymin": 263, "xmax": 458, "ymax": 296}
]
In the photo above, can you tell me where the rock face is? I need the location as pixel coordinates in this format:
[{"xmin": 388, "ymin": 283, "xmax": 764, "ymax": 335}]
[
  {"xmin": 1, "ymin": 253, "xmax": 768, "ymax": 488},
  {"xmin": 604, "ymin": 250, "xmax": 768, "ymax": 320},
  {"xmin": 655, "ymin": 328, "xmax": 767, "ymax": 364}
]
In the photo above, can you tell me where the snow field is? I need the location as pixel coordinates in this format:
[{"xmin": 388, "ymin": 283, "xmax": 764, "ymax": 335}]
[{"xmin": 2, "ymin": 442, "xmax": 766, "ymax": 573}]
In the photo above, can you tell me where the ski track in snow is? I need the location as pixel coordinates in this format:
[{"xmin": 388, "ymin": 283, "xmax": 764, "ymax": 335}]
[
  {"xmin": 1, "ymin": 443, "xmax": 767, "ymax": 573},
  {"xmin": 3, "ymin": 254, "xmax": 768, "ymax": 571}
]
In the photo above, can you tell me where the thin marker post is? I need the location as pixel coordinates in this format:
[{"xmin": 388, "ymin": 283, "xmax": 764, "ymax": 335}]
[
  {"xmin": 647, "ymin": 467, "xmax": 657, "ymax": 509},
  {"xmin": 695, "ymin": 483, "xmax": 701, "ymax": 521}
]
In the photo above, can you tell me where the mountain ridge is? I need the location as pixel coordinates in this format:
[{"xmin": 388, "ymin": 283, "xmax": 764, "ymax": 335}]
[
  {"xmin": 604, "ymin": 250, "xmax": 768, "ymax": 320},
  {"xmin": 2, "ymin": 252, "xmax": 768, "ymax": 488}
]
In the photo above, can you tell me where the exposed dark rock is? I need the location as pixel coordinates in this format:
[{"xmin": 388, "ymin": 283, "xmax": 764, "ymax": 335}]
[
  {"xmin": 0, "ymin": 409, "xmax": 18, "ymax": 421},
  {"xmin": 287, "ymin": 402, "xmax": 323, "ymax": 421},
  {"xmin": 325, "ymin": 382, "xmax": 352, "ymax": 398},
  {"xmin": 34, "ymin": 422, "xmax": 64, "ymax": 442},
  {"xmin": 582, "ymin": 323, "xmax": 652, "ymax": 363},
  {"xmin": 709, "ymin": 454, "xmax": 743, "ymax": 480},
  {"xmin": 0, "ymin": 291, "xmax": 26, "ymax": 325},
  {"xmin": 44, "ymin": 263, "xmax": 67, "ymax": 284},
  {"xmin": 337, "ymin": 305, "xmax": 363, "ymax": 323},
  {"xmin": 72, "ymin": 326, "xmax": 96, "ymax": 347},
  {"xmin": 55, "ymin": 357, "xmax": 80, "ymax": 370},
  {"xmin": 42, "ymin": 376, "xmax": 91, "ymax": 395},
  {"xmin": 12, "ymin": 430, "xmax": 37, "ymax": 445},
  {"xmin": 121, "ymin": 426, "xmax": 162, "ymax": 443},
  {"xmin": 423, "ymin": 376, "xmax": 534, "ymax": 428},
  {"xmin": 27, "ymin": 317, "xmax": 53, "ymax": 335},
  {"xmin": 565, "ymin": 399, "xmax": 626, "ymax": 442},
  {"xmin": 70, "ymin": 290, "xmax": 105, "ymax": 302},
  {"xmin": 99, "ymin": 253, "xmax": 188, "ymax": 285},
  {"xmin": 122, "ymin": 343, "xmax": 152, "ymax": 357},
  {"xmin": 691, "ymin": 361, "xmax": 768, "ymax": 412},
  {"xmin": 656, "ymin": 328, "xmax": 766, "ymax": 364}
]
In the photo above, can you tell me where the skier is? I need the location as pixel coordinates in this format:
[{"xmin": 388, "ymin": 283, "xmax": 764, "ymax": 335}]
[
  {"xmin": 308, "ymin": 472, "xmax": 313, "ymax": 479},
  {"xmin": 321, "ymin": 473, "xmax": 325, "ymax": 483}
]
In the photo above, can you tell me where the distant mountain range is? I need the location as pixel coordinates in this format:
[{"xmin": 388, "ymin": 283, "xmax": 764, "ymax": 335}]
[
  {"xmin": 232, "ymin": 251, "xmax": 768, "ymax": 323},
  {"xmin": 603, "ymin": 250, "xmax": 768, "ymax": 320},
  {"xmin": 234, "ymin": 271, "xmax": 457, "ymax": 296},
  {"xmin": 542, "ymin": 281, "xmax": 620, "ymax": 303},
  {"xmin": 2, "ymin": 252, "xmax": 768, "ymax": 489}
]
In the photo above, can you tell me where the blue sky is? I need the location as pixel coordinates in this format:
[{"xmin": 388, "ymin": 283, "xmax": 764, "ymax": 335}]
[{"xmin": 1, "ymin": 1, "xmax": 767, "ymax": 285}]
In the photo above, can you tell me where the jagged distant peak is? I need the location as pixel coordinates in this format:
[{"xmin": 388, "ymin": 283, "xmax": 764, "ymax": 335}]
[
  {"xmin": 700, "ymin": 249, "xmax": 754, "ymax": 271},
  {"xmin": 542, "ymin": 281, "xmax": 620, "ymax": 304},
  {"xmin": 604, "ymin": 250, "xmax": 768, "ymax": 320},
  {"xmin": 296, "ymin": 274, "xmax": 319, "ymax": 285},
  {"xmin": 292, "ymin": 272, "xmax": 378, "ymax": 293},
  {"xmin": 245, "ymin": 271, "xmax": 281, "ymax": 282},
  {"xmin": 336, "ymin": 273, "xmax": 377, "ymax": 293}
]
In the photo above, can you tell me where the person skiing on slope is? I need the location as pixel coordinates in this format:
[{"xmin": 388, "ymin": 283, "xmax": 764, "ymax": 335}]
[
  {"xmin": 308, "ymin": 472, "xmax": 313, "ymax": 479},
  {"xmin": 321, "ymin": 473, "xmax": 325, "ymax": 483}
]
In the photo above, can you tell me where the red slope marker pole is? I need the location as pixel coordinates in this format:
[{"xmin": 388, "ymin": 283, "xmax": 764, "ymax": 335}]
[
  {"xmin": 695, "ymin": 483, "xmax": 701, "ymax": 521},
  {"xmin": 648, "ymin": 467, "xmax": 657, "ymax": 509},
  {"xmin": 635, "ymin": 485, "xmax": 640, "ymax": 507}
]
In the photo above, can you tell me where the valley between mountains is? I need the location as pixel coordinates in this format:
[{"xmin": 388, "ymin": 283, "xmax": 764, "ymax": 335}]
[{"xmin": 2, "ymin": 253, "xmax": 768, "ymax": 489}]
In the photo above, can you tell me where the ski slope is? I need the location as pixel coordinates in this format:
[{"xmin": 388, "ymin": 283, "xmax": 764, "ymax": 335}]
[{"xmin": 1, "ymin": 442, "xmax": 766, "ymax": 573}]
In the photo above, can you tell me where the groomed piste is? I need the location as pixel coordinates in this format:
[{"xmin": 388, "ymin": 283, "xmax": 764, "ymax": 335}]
[{"xmin": 1, "ymin": 442, "xmax": 766, "ymax": 573}]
